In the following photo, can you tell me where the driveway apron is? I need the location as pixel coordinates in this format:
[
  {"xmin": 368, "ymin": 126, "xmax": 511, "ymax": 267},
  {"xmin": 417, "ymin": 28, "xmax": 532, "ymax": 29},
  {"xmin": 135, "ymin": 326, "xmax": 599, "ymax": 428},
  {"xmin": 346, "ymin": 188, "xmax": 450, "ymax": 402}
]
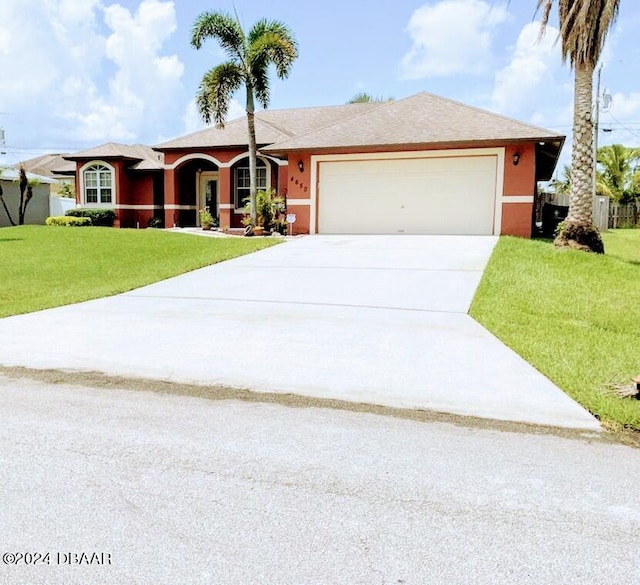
[{"xmin": 0, "ymin": 235, "xmax": 599, "ymax": 430}]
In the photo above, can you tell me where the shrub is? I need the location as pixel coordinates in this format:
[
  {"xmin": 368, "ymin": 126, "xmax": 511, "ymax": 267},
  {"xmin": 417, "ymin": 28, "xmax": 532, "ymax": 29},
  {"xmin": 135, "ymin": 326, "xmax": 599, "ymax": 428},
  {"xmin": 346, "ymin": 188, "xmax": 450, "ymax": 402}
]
[
  {"xmin": 57, "ymin": 182, "xmax": 75, "ymax": 198},
  {"xmin": 242, "ymin": 188, "xmax": 285, "ymax": 230},
  {"xmin": 66, "ymin": 208, "xmax": 117, "ymax": 227},
  {"xmin": 147, "ymin": 217, "xmax": 163, "ymax": 228},
  {"xmin": 199, "ymin": 207, "xmax": 214, "ymax": 227},
  {"xmin": 46, "ymin": 216, "xmax": 92, "ymax": 227}
]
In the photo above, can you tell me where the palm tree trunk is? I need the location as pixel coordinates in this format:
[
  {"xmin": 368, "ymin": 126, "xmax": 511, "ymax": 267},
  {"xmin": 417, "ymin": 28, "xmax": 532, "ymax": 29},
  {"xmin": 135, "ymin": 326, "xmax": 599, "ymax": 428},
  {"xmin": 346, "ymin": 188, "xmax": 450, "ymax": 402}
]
[
  {"xmin": 554, "ymin": 63, "xmax": 604, "ymax": 253},
  {"xmin": 246, "ymin": 85, "xmax": 258, "ymax": 227},
  {"xmin": 568, "ymin": 64, "xmax": 594, "ymax": 224},
  {"xmin": 18, "ymin": 168, "xmax": 28, "ymax": 225},
  {"xmin": 0, "ymin": 183, "xmax": 16, "ymax": 226}
]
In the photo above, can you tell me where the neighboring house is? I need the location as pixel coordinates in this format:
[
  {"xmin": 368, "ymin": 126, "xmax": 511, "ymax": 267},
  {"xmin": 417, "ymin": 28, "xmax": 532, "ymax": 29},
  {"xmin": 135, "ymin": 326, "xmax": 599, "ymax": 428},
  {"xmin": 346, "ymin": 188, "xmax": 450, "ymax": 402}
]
[
  {"xmin": 63, "ymin": 92, "xmax": 565, "ymax": 236},
  {"xmin": 17, "ymin": 153, "xmax": 76, "ymax": 196},
  {"xmin": 0, "ymin": 169, "xmax": 57, "ymax": 228}
]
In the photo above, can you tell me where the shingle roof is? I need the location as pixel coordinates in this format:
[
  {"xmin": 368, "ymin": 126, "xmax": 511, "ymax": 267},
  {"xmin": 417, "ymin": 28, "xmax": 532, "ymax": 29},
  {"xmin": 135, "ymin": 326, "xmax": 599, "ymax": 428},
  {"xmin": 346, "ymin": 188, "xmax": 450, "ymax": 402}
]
[
  {"xmin": 262, "ymin": 92, "xmax": 564, "ymax": 154},
  {"xmin": 0, "ymin": 168, "xmax": 57, "ymax": 184},
  {"xmin": 17, "ymin": 153, "xmax": 76, "ymax": 176},
  {"xmin": 64, "ymin": 143, "xmax": 164, "ymax": 170},
  {"xmin": 154, "ymin": 103, "xmax": 380, "ymax": 150}
]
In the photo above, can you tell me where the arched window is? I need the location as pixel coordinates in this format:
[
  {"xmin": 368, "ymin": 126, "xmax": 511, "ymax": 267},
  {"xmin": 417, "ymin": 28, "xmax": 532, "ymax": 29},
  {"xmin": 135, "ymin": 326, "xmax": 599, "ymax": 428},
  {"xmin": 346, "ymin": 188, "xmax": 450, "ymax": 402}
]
[
  {"xmin": 83, "ymin": 163, "xmax": 113, "ymax": 205},
  {"xmin": 234, "ymin": 158, "xmax": 269, "ymax": 209}
]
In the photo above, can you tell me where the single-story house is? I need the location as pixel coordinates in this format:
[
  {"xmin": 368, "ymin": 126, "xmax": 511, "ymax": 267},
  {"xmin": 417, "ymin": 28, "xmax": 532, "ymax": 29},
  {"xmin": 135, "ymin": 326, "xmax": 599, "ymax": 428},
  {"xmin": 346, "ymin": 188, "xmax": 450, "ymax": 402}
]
[
  {"xmin": 63, "ymin": 92, "xmax": 565, "ymax": 237},
  {"xmin": 0, "ymin": 168, "xmax": 57, "ymax": 228},
  {"xmin": 18, "ymin": 153, "xmax": 77, "ymax": 196}
]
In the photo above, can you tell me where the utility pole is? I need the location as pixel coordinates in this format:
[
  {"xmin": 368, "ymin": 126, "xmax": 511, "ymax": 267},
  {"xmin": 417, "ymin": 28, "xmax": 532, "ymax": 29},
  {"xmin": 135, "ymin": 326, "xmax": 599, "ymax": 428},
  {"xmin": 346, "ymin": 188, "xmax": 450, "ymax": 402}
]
[
  {"xmin": 0, "ymin": 112, "xmax": 8, "ymax": 156},
  {"xmin": 593, "ymin": 65, "xmax": 613, "ymax": 196},
  {"xmin": 593, "ymin": 63, "xmax": 603, "ymax": 199}
]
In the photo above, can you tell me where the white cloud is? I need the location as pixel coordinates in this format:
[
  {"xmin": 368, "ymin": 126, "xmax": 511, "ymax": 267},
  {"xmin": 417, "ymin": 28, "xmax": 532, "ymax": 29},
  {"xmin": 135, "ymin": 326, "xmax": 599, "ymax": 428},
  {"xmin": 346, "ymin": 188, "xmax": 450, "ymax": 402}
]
[
  {"xmin": 67, "ymin": 0, "xmax": 185, "ymax": 142},
  {"xmin": 401, "ymin": 0, "xmax": 509, "ymax": 79},
  {"xmin": 491, "ymin": 22, "xmax": 562, "ymax": 116},
  {"xmin": 0, "ymin": 0, "xmax": 186, "ymax": 162},
  {"xmin": 608, "ymin": 92, "xmax": 640, "ymax": 120}
]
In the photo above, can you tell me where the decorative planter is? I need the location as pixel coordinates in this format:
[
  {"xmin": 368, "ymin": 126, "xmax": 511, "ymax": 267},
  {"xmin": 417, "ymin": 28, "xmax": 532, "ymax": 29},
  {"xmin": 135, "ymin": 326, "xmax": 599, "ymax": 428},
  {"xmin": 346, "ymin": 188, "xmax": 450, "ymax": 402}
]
[
  {"xmin": 202, "ymin": 224, "xmax": 212, "ymax": 231},
  {"xmin": 253, "ymin": 226, "xmax": 265, "ymax": 236}
]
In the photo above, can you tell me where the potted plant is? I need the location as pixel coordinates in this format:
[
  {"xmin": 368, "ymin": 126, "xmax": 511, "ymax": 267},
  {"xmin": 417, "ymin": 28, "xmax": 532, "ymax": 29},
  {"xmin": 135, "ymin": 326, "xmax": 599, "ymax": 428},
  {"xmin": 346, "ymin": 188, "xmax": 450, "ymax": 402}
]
[
  {"xmin": 199, "ymin": 207, "xmax": 214, "ymax": 230},
  {"xmin": 242, "ymin": 188, "xmax": 285, "ymax": 236}
]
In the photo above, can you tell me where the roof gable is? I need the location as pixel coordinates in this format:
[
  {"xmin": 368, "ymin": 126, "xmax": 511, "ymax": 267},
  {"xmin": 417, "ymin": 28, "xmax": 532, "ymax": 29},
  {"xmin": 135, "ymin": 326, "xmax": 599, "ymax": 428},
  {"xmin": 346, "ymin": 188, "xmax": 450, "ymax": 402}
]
[
  {"xmin": 64, "ymin": 143, "xmax": 164, "ymax": 170},
  {"xmin": 17, "ymin": 153, "xmax": 75, "ymax": 176}
]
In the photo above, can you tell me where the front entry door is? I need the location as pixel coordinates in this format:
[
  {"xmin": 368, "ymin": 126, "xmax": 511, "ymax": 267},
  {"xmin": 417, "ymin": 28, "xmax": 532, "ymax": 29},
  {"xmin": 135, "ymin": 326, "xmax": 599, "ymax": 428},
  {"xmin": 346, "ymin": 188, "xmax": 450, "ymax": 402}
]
[{"xmin": 198, "ymin": 172, "xmax": 219, "ymax": 226}]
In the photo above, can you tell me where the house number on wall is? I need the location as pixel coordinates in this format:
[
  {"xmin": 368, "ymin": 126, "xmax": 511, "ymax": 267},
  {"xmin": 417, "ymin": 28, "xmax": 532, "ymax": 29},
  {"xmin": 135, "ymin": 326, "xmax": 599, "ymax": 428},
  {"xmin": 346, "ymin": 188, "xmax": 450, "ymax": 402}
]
[{"xmin": 290, "ymin": 176, "xmax": 308, "ymax": 192}]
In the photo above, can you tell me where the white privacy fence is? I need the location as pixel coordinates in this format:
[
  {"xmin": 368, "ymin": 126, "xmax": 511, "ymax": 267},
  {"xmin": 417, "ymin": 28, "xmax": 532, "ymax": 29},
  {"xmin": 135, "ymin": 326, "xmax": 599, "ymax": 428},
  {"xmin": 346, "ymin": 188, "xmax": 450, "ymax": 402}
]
[{"xmin": 49, "ymin": 195, "xmax": 75, "ymax": 217}]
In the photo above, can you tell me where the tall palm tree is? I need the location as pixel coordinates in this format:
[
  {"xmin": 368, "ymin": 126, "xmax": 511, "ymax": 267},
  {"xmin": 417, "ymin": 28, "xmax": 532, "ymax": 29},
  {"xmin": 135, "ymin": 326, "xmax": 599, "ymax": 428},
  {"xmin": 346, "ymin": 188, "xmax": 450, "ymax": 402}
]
[
  {"xmin": 538, "ymin": 0, "xmax": 620, "ymax": 253},
  {"xmin": 191, "ymin": 12, "xmax": 298, "ymax": 226}
]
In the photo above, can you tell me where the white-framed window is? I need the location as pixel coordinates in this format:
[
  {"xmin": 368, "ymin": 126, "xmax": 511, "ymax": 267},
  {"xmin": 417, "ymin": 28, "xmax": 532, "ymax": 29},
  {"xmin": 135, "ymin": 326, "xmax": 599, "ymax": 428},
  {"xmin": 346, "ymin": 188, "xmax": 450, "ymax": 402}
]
[
  {"xmin": 83, "ymin": 163, "xmax": 114, "ymax": 205},
  {"xmin": 234, "ymin": 158, "xmax": 268, "ymax": 209}
]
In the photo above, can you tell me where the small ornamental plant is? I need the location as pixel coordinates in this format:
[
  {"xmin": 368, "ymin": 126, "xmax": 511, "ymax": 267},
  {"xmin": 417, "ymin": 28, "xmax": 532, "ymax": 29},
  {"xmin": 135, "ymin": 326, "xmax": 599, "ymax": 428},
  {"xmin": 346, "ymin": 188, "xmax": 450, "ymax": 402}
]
[{"xmin": 199, "ymin": 207, "xmax": 214, "ymax": 229}]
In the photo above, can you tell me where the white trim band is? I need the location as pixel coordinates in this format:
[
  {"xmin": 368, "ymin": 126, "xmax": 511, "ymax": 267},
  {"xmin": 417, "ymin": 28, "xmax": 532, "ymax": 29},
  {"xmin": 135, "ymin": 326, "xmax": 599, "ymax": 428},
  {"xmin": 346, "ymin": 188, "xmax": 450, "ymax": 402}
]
[
  {"xmin": 115, "ymin": 204, "xmax": 163, "ymax": 210},
  {"xmin": 286, "ymin": 199, "xmax": 311, "ymax": 206},
  {"xmin": 166, "ymin": 204, "xmax": 197, "ymax": 210},
  {"xmin": 219, "ymin": 204, "xmax": 234, "ymax": 210},
  {"xmin": 501, "ymin": 196, "xmax": 534, "ymax": 204},
  {"xmin": 166, "ymin": 153, "xmax": 288, "ymax": 170}
]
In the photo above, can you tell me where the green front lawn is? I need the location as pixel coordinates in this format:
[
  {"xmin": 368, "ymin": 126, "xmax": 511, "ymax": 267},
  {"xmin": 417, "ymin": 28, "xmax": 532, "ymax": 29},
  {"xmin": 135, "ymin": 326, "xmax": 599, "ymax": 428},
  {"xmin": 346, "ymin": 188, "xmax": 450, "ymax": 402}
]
[
  {"xmin": 471, "ymin": 229, "xmax": 640, "ymax": 432},
  {"xmin": 0, "ymin": 226, "xmax": 278, "ymax": 318}
]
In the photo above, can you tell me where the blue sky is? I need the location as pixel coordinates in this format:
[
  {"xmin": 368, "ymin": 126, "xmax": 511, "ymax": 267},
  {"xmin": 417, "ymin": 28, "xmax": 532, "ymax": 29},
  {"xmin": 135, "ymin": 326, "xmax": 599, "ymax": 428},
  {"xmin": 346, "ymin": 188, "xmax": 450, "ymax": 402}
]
[{"xmin": 0, "ymin": 0, "xmax": 639, "ymax": 173}]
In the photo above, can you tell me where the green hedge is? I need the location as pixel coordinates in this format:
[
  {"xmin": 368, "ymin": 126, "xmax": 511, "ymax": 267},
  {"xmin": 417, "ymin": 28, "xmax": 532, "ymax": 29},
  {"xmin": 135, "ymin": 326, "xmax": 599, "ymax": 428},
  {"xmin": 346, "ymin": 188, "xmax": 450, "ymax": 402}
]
[
  {"xmin": 66, "ymin": 208, "xmax": 117, "ymax": 227},
  {"xmin": 46, "ymin": 216, "xmax": 92, "ymax": 227}
]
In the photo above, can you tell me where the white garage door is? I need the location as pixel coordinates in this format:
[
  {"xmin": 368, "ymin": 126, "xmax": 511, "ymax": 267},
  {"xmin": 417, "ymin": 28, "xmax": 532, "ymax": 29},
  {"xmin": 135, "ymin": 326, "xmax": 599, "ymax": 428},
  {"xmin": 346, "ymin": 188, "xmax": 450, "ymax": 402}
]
[{"xmin": 318, "ymin": 155, "xmax": 498, "ymax": 235}]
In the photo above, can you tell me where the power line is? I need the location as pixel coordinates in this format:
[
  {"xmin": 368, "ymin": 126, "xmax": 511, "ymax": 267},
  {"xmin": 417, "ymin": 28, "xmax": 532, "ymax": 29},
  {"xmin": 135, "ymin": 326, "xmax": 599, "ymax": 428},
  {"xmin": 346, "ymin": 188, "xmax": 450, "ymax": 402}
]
[
  {"xmin": 547, "ymin": 121, "xmax": 640, "ymax": 128},
  {"xmin": 603, "ymin": 112, "xmax": 640, "ymax": 141}
]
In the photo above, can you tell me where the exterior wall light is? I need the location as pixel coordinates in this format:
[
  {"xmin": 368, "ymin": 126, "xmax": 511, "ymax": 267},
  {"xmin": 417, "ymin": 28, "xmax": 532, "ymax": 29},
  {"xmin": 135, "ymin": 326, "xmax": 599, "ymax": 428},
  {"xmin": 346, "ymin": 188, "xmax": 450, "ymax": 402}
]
[
  {"xmin": 512, "ymin": 152, "xmax": 521, "ymax": 166},
  {"xmin": 298, "ymin": 160, "xmax": 304, "ymax": 173}
]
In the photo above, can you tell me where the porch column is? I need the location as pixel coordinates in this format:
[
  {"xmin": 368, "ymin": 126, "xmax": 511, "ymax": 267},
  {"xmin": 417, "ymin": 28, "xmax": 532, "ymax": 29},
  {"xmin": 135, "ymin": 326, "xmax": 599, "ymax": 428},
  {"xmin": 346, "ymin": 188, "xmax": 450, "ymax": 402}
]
[
  {"xmin": 164, "ymin": 167, "xmax": 177, "ymax": 228},
  {"xmin": 218, "ymin": 166, "xmax": 232, "ymax": 229}
]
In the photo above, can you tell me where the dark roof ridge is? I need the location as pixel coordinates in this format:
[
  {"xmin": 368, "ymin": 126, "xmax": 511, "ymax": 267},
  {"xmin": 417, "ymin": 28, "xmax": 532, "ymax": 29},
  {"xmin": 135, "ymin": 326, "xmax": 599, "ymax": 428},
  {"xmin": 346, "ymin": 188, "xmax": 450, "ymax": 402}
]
[{"xmin": 254, "ymin": 115, "xmax": 297, "ymax": 138}]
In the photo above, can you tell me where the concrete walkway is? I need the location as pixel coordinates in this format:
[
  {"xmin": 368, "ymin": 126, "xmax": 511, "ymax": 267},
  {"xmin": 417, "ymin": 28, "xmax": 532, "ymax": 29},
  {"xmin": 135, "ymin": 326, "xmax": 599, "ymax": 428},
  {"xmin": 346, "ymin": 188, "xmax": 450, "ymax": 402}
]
[{"xmin": 0, "ymin": 235, "xmax": 599, "ymax": 430}]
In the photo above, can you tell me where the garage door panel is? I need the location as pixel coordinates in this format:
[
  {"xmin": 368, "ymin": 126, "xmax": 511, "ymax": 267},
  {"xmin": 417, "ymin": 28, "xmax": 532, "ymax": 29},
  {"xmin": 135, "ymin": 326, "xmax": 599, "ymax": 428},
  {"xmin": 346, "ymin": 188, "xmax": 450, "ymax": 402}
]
[{"xmin": 318, "ymin": 156, "xmax": 497, "ymax": 235}]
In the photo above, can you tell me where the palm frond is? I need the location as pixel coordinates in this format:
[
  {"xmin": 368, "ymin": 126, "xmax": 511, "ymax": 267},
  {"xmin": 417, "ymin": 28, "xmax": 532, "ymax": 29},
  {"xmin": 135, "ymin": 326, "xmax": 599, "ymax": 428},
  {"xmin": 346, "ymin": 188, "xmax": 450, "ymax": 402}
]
[
  {"xmin": 196, "ymin": 62, "xmax": 244, "ymax": 127},
  {"xmin": 248, "ymin": 23, "xmax": 298, "ymax": 79},
  {"xmin": 191, "ymin": 11, "xmax": 245, "ymax": 60},
  {"xmin": 596, "ymin": 144, "xmax": 639, "ymax": 201},
  {"xmin": 538, "ymin": 0, "xmax": 620, "ymax": 67},
  {"xmin": 248, "ymin": 19, "xmax": 296, "ymax": 49}
]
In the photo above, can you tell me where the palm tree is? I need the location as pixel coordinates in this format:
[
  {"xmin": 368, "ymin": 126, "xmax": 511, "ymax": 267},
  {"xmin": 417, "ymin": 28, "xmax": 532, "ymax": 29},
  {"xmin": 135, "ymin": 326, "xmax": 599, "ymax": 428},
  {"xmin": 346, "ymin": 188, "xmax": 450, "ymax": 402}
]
[
  {"xmin": 538, "ymin": 0, "xmax": 620, "ymax": 253},
  {"xmin": 347, "ymin": 92, "xmax": 393, "ymax": 104},
  {"xmin": 191, "ymin": 12, "xmax": 298, "ymax": 227},
  {"xmin": 0, "ymin": 166, "xmax": 35, "ymax": 226},
  {"xmin": 550, "ymin": 164, "xmax": 572, "ymax": 196},
  {"xmin": 596, "ymin": 144, "xmax": 640, "ymax": 202}
]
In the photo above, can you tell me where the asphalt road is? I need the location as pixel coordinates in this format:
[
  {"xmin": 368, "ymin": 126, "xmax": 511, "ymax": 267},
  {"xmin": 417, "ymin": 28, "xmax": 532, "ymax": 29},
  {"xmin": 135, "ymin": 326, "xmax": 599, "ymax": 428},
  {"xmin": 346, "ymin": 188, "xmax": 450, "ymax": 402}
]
[{"xmin": 1, "ymin": 373, "xmax": 638, "ymax": 585}]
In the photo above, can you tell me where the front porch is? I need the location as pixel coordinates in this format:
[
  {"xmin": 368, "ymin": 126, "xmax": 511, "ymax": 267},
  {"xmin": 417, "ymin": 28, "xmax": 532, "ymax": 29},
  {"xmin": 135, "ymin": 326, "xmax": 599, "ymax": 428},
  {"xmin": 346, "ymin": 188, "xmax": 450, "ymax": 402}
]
[{"xmin": 163, "ymin": 154, "xmax": 284, "ymax": 230}]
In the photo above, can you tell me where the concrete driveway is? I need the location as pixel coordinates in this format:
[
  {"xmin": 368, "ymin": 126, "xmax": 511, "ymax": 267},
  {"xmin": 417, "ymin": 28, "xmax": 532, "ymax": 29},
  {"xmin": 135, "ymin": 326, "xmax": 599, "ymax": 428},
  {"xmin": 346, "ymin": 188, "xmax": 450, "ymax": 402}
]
[{"xmin": 0, "ymin": 235, "xmax": 598, "ymax": 430}]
